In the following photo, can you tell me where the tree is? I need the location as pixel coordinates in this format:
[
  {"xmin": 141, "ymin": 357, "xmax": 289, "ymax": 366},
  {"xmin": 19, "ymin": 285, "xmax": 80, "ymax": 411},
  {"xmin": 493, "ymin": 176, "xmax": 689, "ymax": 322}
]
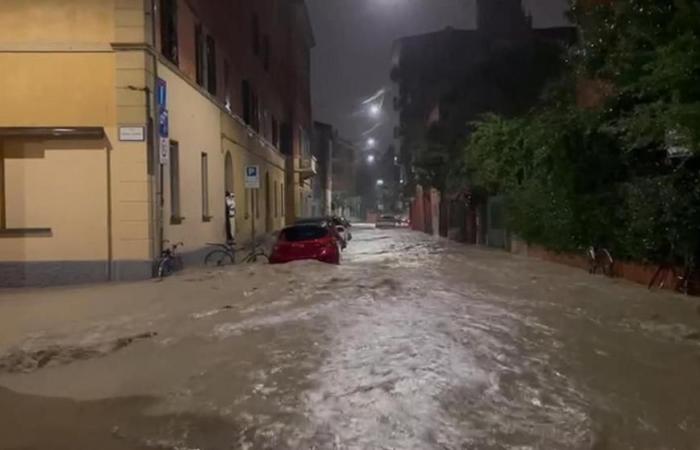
[{"xmin": 463, "ymin": 0, "xmax": 700, "ymax": 265}]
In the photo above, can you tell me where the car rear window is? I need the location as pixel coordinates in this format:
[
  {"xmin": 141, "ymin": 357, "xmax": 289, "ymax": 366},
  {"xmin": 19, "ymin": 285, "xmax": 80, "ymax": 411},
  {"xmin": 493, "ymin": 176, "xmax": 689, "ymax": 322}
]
[{"xmin": 281, "ymin": 225, "xmax": 329, "ymax": 242}]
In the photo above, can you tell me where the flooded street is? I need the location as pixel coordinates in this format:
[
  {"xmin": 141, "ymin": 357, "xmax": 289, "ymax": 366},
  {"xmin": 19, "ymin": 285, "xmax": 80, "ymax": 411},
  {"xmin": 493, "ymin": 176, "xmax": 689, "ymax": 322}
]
[{"xmin": 1, "ymin": 228, "xmax": 700, "ymax": 449}]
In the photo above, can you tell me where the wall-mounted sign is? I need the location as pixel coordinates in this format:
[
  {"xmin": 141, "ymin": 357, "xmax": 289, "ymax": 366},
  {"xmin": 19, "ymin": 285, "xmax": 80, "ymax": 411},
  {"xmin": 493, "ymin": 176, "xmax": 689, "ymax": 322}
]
[
  {"xmin": 157, "ymin": 78, "xmax": 167, "ymax": 109},
  {"xmin": 159, "ymin": 137, "xmax": 170, "ymax": 165},
  {"xmin": 245, "ymin": 165, "xmax": 260, "ymax": 189},
  {"xmin": 118, "ymin": 126, "xmax": 145, "ymax": 142},
  {"xmin": 159, "ymin": 109, "xmax": 169, "ymax": 138}
]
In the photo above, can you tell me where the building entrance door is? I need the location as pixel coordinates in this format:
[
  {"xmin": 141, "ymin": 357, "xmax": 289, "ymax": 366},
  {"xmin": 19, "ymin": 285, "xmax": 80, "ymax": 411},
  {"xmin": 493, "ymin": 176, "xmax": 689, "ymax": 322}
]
[{"xmin": 224, "ymin": 152, "xmax": 235, "ymax": 240}]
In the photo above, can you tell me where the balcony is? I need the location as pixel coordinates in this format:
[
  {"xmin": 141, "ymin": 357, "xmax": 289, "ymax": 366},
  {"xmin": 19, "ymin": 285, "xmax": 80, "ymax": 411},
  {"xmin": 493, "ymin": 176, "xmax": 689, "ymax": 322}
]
[{"xmin": 299, "ymin": 155, "xmax": 317, "ymax": 180}]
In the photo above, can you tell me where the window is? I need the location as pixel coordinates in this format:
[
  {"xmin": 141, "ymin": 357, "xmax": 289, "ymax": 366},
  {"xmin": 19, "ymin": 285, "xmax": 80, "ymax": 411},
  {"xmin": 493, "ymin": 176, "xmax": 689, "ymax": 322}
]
[
  {"xmin": 281, "ymin": 225, "xmax": 329, "ymax": 242},
  {"xmin": 0, "ymin": 145, "xmax": 52, "ymax": 237},
  {"xmin": 271, "ymin": 116, "xmax": 279, "ymax": 148},
  {"xmin": 251, "ymin": 91, "xmax": 260, "ymax": 132},
  {"xmin": 195, "ymin": 26, "xmax": 217, "ymax": 95},
  {"xmin": 201, "ymin": 153, "xmax": 210, "ymax": 221},
  {"xmin": 263, "ymin": 35, "xmax": 270, "ymax": 71},
  {"xmin": 242, "ymin": 80, "xmax": 251, "ymax": 125},
  {"xmin": 160, "ymin": 0, "xmax": 178, "ymax": 65},
  {"xmin": 169, "ymin": 141, "xmax": 181, "ymax": 223},
  {"xmin": 299, "ymin": 127, "xmax": 311, "ymax": 160},
  {"xmin": 281, "ymin": 183, "xmax": 285, "ymax": 216},
  {"xmin": 241, "ymin": 84, "xmax": 260, "ymax": 132},
  {"xmin": 280, "ymin": 123, "xmax": 292, "ymax": 155},
  {"xmin": 252, "ymin": 13, "xmax": 260, "ymax": 55},
  {"xmin": 261, "ymin": 109, "xmax": 269, "ymax": 140},
  {"xmin": 223, "ymin": 60, "xmax": 231, "ymax": 109},
  {"xmin": 206, "ymin": 35, "xmax": 217, "ymax": 95},
  {"xmin": 195, "ymin": 24, "xmax": 204, "ymax": 86}
]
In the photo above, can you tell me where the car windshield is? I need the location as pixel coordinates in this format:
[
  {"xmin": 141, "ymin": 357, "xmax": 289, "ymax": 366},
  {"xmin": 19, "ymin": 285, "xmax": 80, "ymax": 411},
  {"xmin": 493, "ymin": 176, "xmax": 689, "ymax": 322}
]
[{"xmin": 280, "ymin": 225, "xmax": 329, "ymax": 242}]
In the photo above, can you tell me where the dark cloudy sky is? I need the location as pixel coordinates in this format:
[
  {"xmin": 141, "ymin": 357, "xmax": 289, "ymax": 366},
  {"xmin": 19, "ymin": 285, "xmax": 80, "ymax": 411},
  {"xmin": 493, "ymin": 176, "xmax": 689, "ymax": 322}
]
[{"xmin": 307, "ymin": 0, "xmax": 570, "ymax": 148}]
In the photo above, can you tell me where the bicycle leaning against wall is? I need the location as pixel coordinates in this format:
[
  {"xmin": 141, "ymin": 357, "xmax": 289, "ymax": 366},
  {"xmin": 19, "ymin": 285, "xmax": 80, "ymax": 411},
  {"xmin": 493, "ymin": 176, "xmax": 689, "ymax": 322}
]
[
  {"xmin": 203, "ymin": 238, "xmax": 268, "ymax": 267},
  {"xmin": 587, "ymin": 246, "xmax": 614, "ymax": 277},
  {"xmin": 648, "ymin": 255, "xmax": 695, "ymax": 295},
  {"xmin": 156, "ymin": 240, "xmax": 184, "ymax": 279}
]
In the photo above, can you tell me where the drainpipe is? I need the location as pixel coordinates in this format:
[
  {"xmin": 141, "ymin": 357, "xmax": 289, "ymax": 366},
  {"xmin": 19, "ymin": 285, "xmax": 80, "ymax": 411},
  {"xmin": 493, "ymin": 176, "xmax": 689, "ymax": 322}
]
[
  {"xmin": 106, "ymin": 140, "xmax": 113, "ymax": 281},
  {"xmin": 148, "ymin": 0, "xmax": 164, "ymax": 266}
]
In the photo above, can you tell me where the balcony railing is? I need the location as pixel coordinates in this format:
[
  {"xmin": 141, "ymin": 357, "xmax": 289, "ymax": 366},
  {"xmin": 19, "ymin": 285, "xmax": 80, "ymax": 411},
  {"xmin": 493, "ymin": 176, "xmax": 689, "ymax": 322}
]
[{"xmin": 299, "ymin": 155, "xmax": 317, "ymax": 180}]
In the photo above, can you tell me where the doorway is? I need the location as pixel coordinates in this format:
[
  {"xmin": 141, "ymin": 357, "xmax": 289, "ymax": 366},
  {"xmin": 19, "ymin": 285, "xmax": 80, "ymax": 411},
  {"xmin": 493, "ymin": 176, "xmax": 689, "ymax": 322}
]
[
  {"xmin": 224, "ymin": 152, "xmax": 234, "ymax": 193},
  {"xmin": 224, "ymin": 152, "xmax": 235, "ymax": 241}
]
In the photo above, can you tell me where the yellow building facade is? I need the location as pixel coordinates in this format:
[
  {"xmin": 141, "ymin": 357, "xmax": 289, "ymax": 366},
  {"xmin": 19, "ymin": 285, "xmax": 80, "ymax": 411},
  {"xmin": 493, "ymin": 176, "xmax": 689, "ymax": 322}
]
[{"xmin": 0, "ymin": 0, "xmax": 314, "ymax": 286}]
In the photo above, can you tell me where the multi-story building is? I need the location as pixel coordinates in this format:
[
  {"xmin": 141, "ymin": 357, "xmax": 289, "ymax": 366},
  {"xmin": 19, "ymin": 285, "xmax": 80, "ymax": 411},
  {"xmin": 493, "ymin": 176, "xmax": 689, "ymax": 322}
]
[
  {"xmin": 390, "ymin": 0, "xmax": 574, "ymax": 241},
  {"xmin": 0, "ymin": 0, "xmax": 315, "ymax": 287},
  {"xmin": 391, "ymin": 0, "xmax": 575, "ymax": 192}
]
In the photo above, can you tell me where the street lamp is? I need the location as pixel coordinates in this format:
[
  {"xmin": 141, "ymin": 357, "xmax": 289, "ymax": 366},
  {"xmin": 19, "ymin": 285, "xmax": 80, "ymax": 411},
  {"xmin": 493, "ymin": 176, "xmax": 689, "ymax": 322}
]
[
  {"xmin": 376, "ymin": 179, "xmax": 384, "ymax": 186},
  {"xmin": 367, "ymin": 137, "xmax": 376, "ymax": 148},
  {"xmin": 367, "ymin": 154, "xmax": 376, "ymax": 164},
  {"xmin": 369, "ymin": 103, "xmax": 381, "ymax": 118}
]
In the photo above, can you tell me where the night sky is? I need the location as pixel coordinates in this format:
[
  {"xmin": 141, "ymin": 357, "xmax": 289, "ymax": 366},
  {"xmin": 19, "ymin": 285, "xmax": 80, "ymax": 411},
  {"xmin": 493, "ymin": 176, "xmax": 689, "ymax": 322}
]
[{"xmin": 307, "ymin": 0, "xmax": 570, "ymax": 149}]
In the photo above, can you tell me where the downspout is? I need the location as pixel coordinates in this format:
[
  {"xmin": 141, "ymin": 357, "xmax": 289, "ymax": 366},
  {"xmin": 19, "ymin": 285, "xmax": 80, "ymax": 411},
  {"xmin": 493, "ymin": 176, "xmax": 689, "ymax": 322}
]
[
  {"xmin": 106, "ymin": 140, "xmax": 113, "ymax": 281},
  {"xmin": 148, "ymin": 0, "xmax": 164, "ymax": 266}
]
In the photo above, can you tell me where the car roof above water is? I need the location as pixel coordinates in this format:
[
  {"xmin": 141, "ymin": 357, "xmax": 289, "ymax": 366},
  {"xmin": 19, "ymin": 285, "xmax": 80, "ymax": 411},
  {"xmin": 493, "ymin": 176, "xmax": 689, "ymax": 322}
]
[{"xmin": 280, "ymin": 224, "xmax": 330, "ymax": 241}]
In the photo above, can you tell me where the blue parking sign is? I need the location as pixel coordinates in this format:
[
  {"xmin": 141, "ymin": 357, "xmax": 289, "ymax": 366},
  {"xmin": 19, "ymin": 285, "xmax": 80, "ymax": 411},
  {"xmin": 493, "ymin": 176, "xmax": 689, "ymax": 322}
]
[
  {"xmin": 245, "ymin": 165, "xmax": 260, "ymax": 189},
  {"xmin": 157, "ymin": 78, "xmax": 167, "ymax": 109}
]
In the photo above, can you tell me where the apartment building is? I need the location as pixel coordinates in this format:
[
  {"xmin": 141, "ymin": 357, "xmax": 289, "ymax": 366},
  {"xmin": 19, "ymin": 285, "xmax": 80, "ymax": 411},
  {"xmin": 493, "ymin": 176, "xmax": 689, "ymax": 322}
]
[{"xmin": 0, "ymin": 0, "xmax": 315, "ymax": 286}]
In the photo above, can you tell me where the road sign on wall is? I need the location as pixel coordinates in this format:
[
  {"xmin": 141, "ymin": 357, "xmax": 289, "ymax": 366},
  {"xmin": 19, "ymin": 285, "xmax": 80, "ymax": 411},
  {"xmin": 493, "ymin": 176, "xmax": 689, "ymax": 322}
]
[
  {"xmin": 118, "ymin": 126, "xmax": 145, "ymax": 142},
  {"xmin": 157, "ymin": 78, "xmax": 167, "ymax": 109},
  {"xmin": 159, "ymin": 109, "xmax": 169, "ymax": 138},
  {"xmin": 245, "ymin": 165, "xmax": 260, "ymax": 189},
  {"xmin": 159, "ymin": 137, "xmax": 170, "ymax": 164}
]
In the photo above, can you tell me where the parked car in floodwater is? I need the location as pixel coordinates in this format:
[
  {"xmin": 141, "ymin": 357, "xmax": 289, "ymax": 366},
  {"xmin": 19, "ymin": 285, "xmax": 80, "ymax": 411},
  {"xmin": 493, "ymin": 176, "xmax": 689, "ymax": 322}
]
[
  {"xmin": 295, "ymin": 216, "xmax": 350, "ymax": 249},
  {"xmin": 269, "ymin": 224, "xmax": 342, "ymax": 265},
  {"xmin": 376, "ymin": 215, "xmax": 400, "ymax": 229}
]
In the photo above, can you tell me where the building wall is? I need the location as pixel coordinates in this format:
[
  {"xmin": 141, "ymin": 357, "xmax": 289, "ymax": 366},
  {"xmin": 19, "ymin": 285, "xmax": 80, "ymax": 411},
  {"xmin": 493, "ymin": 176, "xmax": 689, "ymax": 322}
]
[
  {"xmin": 159, "ymin": 61, "xmax": 286, "ymax": 257},
  {"xmin": 220, "ymin": 115, "xmax": 287, "ymax": 240},
  {"xmin": 0, "ymin": 0, "xmax": 155, "ymax": 286},
  {"xmin": 156, "ymin": 0, "xmax": 314, "ymax": 224},
  {"xmin": 0, "ymin": 0, "xmax": 313, "ymax": 286},
  {"xmin": 1, "ymin": 138, "xmax": 109, "ymax": 262},
  {"xmin": 0, "ymin": 0, "xmax": 115, "ymax": 44}
]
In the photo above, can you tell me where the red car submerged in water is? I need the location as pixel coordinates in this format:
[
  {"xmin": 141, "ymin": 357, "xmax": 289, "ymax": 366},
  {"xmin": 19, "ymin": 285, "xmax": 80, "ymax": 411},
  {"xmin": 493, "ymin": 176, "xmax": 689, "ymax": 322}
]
[{"xmin": 269, "ymin": 223, "xmax": 342, "ymax": 265}]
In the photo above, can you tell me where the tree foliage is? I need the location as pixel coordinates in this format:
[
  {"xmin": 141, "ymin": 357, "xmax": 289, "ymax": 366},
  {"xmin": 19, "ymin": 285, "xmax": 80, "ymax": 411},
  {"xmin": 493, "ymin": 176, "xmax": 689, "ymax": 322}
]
[{"xmin": 464, "ymin": 0, "xmax": 700, "ymax": 265}]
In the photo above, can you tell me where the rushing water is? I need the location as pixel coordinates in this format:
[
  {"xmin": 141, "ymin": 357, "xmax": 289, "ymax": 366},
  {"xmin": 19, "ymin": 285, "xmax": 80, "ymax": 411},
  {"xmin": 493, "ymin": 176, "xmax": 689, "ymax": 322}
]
[{"xmin": 1, "ymin": 228, "xmax": 699, "ymax": 449}]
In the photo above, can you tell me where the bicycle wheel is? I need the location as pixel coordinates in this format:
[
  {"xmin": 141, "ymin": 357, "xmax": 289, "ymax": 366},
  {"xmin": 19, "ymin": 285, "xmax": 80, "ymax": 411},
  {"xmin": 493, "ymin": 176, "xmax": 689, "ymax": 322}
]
[
  {"xmin": 244, "ymin": 251, "xmax": 268, "ymax": 264},
  {"xmin": 205, "ymin": 250, "xmax": 235, "ymax": 267},
  {"xmin": 157, "ymin": 258, "xmax": 172, "ymax": 279}
]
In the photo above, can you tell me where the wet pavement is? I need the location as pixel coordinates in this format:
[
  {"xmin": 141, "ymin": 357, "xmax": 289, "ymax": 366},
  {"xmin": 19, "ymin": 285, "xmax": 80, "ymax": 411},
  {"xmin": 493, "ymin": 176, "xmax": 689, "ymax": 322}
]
[{"xmin": 1, "ymin": 228, "xmax": 700, "ymax": 449}]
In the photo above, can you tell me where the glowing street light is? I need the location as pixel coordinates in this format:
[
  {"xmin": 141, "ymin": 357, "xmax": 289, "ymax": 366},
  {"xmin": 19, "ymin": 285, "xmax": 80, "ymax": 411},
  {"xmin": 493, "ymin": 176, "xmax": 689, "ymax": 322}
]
[
  {"xmin": 367, "ymin": 154, "xmax": 376, "ymax": 163},
  {"xmin": 376, "ymin": 179, "xmax": 384, "ymax": 186},
  {"xmin": 367, "ymin": 137, "xmax": 376, "ymax": 148},
  {"xmin": 369, "ymin": 103, "xmax": 381, "ymax": 118}
]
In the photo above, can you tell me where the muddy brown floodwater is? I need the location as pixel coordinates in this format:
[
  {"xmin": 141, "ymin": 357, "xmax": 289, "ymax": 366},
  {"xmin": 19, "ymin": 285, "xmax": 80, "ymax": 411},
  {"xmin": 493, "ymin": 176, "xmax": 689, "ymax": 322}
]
[{"xmin": 1, "ymin": 228, "xmax": 699, "ymax": 449}]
